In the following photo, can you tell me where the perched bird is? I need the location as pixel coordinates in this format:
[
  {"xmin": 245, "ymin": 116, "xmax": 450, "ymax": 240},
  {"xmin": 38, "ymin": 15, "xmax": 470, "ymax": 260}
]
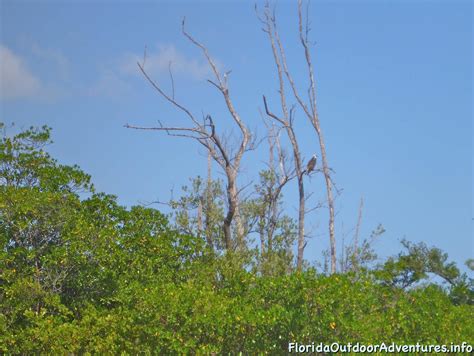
[{"xmin": 306, "ymin": 154, "xmax": 317, "ymax": 174}]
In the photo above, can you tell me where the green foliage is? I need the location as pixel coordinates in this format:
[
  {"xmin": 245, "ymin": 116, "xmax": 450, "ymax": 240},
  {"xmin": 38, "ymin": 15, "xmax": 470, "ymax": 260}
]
[
  {"xmin": 168, "ymin": 176, "xmax": 226, "ymax": 251},
  {"xmin": 0, "ymin": 124, "xmax": 93, "ymax": 192},
  {"xmin": 339, "ymin": 223, "xmax": 386, "ymax": 274},
  {"xmin": 168, "ymin": 169, "xmax": 297, "ymax": 276},
  {"xmin": 375, "ymin": 239, "xmax": 474, "ymax": 305},
  {"xmin": 246, "ymin": 169, "xmax": 297, "ymax": 276},
  {"xmin": 1, "ymin": 124, "xmax": 472, "ymax": 353}
]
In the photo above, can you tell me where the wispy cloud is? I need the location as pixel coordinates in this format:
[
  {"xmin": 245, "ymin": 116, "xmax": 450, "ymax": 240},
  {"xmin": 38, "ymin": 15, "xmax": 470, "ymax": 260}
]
[
  {"xmin": 85, "ymin": 44, "xmax": 217, "ymax": 98},
  {"xmin": 0, "ymin": 43, "xmax": 73, "ymax": 101},
  {"xmin": 87, "ymin": 70, "xmax": 131, "ymax": 98},
  {"xmin": 0, "ymin": 45, "xmax": 41, "ymax": 100},
  {"xmin": 30, "ymin": 43, "xmax": 70, "ymax": 80},
  {"xmin": 120, "ymin": 44, "xmax": 213, "ymax": 80}
]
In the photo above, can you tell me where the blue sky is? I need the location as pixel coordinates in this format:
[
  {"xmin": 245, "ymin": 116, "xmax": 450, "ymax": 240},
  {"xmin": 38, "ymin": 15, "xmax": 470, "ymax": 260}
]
[{"xmin": 1, "ymin": 0, "xmax": 472, "ymax": 270}]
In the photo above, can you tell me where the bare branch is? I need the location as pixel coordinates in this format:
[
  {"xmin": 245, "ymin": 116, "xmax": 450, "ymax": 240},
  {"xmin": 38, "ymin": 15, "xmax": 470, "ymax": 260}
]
[
  {"xmin": 182, "ymin": 17, "xmax": 223, "ymax": 87},
  {"xmin": 263, "ymin": 95, "xmax": 286, "ymax": 126},
  {"xmin": 137, "ymin": 61, "xmax": 201, "ymax": 128},
  {"xmin": 207, "ymin": 79, "xmax": 223, "ymax": 93},
  {"xmin": 179, "ymin": 19, "xmax": 252, "ymax": 248}
]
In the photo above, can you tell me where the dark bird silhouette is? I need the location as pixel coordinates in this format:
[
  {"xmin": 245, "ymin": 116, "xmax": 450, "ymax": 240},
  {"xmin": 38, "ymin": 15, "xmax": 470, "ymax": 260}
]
[{"xmin": 306, "ymin": 154, "xmax": 317, "ymax": 174}]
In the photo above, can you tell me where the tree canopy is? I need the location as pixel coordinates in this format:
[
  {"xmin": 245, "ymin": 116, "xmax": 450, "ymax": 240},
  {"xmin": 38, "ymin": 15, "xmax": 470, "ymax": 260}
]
[{"xmin": 1, "ymin": 124, "xmax": 472, "ymax": 353}]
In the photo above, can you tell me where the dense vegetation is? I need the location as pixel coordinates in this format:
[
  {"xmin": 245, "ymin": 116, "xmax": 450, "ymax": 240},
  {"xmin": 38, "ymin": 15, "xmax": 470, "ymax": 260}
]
[{"xmin": 1, "ymin": 124, "xmax": 472, "ymax": 353}]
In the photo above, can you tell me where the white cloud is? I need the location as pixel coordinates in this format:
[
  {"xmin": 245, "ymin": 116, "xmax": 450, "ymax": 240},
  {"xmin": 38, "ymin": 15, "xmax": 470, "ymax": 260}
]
[
  {"xmin": 0, "ymin": 45, "xmax": 41, "ymax": 99},
  {"xmin": 120, "ymin": 44, "xmax": 212, "ymax": 80}
]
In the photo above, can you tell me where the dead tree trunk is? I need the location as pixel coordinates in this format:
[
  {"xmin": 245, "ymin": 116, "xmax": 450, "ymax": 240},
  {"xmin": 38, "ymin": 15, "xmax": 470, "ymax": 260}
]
[
  {"xmin": 263, "ymin": 99, "xmax": 306, "ymax": 270},
  {"xmin": 263, "ymin": 121, "xmax": 294, "ymax": 255},
  {"xmin": 260, "ymin": 0, "xmax": 337, "ymax": 273},
  {"xmin": 223, "ymin": 169, "xmax": 240, "ymax": 250},
  {"xmin": 260, "ymin": 6, "xmax": 306, "ymax": 271},
  {"xmin": 295, "ymin": 0, "xmax": 337, "ymax": 273}
]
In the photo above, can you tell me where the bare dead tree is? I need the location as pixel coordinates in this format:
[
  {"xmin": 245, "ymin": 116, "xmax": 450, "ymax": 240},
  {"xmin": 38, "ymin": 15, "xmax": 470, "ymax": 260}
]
[
  {"xmin": 259, "ymin": 0, "xmax": 337, "ymax": 273},
  {"xmin": 125, "ymin": 18, "xmax": 252, "ymax": 251},
  {"xmin": 258, "ymin": 4, "xmax": 312, "ymax": 271}
]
